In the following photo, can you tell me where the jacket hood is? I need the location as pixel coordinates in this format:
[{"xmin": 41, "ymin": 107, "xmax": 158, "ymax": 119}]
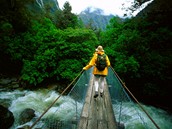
[{"xmin": 97, "ymin": 51, "xmax": 104, "ymax": 55}]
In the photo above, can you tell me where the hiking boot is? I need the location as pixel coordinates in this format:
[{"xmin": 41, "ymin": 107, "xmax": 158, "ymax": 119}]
[
  {"xmin": 94, "ymin": 91, "xmax": 98, "ymax": 98},
  {"xmin": 100, "ymin": 92, "xmax": 103, "ymax": 97}
]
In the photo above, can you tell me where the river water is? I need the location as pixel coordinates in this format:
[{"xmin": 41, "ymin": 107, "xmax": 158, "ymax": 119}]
[{"xmin": 0, "ymin": 88, "xmax": 172, "ymax": 129}]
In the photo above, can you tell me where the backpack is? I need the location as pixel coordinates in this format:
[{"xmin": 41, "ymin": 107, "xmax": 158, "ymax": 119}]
[{"xmin": 96, "ymin": 54, "xmax": 107, "ymax": 71}]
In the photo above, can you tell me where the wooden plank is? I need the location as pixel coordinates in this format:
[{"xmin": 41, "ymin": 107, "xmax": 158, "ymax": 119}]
[
  {"xmin": 77, "ymin": 76, "xmax": 94, "ymax": 129},
  {"xmin": 81, "ymin": 76, "xmax": 94, "ymax": 117},
  {"xmin": 87, "ymin": 99, "xmax": 97, "ymax": 129},
  {"xmin": 97, "ymin": 97, "xmax": 108, "ymax": 129},
  {"xmin": 78, "ymin": 76, "xmax": 117, "ymax": 129},
  {"xmin": 87, "ymin": 77, "xmax": 97, "ymax": 129},
  {"xmin": 104, "ymin": 81, "xmax": 118, "ymax": 129},
  {"xmin": 78, "ymin": 77, "xmax": 94, "ymax": 129},
  {"xmin": 78, "ymin": 117, "xmax": 87, "ymax": 129},
  {"xmin": 97, "ymin": 120, "xmax": 107, "ymax": 129}
]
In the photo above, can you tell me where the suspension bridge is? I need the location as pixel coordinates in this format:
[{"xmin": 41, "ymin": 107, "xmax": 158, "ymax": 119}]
[{"xmin": 29, "ymin": 67, "xmax": 160, "ymax": 129}]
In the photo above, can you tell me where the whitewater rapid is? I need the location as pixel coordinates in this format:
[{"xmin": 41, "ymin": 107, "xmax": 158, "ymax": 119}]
[{"xmin": 0, "ymin": 89, "xmax": 171, "ymax": 129}]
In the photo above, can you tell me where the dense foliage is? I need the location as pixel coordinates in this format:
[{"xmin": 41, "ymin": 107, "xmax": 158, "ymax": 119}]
[
  {"xmin": 100, "ymin": 7, "xmax": 172, "ymax": 108},
  {"xmin": 0, "ymin": 0, "xmax": 98, "ymax": 85},
  {"xmin": 0, "ymin": 0, "xmax": 171, "ymax": 109},
  {"xmin": 2, "ymin": 18, "xmax": 98, "ymax": 85}
]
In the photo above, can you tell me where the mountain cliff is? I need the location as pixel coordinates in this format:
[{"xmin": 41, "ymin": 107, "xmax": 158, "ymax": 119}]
[
  {"xmin": 35, "ymin": 0, "xmax": 59, "ymax": 11},
  {"xmin": 78, "ymin": 8, "xmax": 114, "ymax": 30}
]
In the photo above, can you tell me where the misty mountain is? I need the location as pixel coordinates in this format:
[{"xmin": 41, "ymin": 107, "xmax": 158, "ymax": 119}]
[
  {"xmin": 78, "ymin": 8, "xmax": 114, "ymax": 30},
  {"xmin": 33, "ymin": 1, "xmax": 113, "ymax": 30},
  {"xmin": 32, "ymin": 1, "xmax": 113, "ymax": 30}
]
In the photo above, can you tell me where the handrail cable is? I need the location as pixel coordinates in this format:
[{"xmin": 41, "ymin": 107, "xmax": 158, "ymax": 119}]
[
  {"xmin": 110, "ymin": 66, "xmax": 160, "ymax": 129},
  {"xmin": 29, "ymin": 70, "xmax": 84, "ymax": 129}
]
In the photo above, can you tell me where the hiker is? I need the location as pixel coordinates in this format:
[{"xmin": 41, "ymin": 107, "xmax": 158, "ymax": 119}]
[{"xmin": 83, "ymin": 45, "xmax": 111, "ymax": 98}]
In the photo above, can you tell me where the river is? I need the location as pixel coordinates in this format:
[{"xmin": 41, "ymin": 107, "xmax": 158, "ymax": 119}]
[{"xmin": 0, "ymin": 88, "xmax": 172, "ymax": 129}]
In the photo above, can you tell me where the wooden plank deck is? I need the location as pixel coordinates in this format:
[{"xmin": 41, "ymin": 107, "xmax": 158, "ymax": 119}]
[{"xmin": 77, "ymin": 76, "xmax": 117, "ymax": 129}]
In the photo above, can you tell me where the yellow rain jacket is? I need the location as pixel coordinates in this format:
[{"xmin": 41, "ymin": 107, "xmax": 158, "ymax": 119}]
[{"xmin": 83, "ymin": 51, "xmax": 111, "ymax": 76}]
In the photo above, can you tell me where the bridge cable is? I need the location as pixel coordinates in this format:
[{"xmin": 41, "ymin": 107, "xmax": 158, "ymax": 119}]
[
  {"xmin": 29, "ymin": 70, "xmax": 84, "ymax": 129},
  {"xmin": 110, "ymin": 66, "xmax": 160, "ymax": 129}
]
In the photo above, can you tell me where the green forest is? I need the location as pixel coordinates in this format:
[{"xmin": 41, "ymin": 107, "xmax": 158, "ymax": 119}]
[{"xmin": 0, "ymin": 0, "xmax": 172, "ymax": 111}]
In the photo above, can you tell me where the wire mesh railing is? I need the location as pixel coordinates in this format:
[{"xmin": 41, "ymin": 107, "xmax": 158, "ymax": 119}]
[
  {"xmin": 107, "ymin": 67, "xmax": 158, "ymax": 129},
  {"xmin": 39, "ymin": 67, "xmax": 158, "ymax": 129},
  {"xmin": 40, "ymin": 68, "xmax": 93, "ymax": 129}
]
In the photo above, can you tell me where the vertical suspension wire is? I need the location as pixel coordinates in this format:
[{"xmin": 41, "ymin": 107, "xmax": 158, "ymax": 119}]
[
  {"xmin": 118, "ymin": 87, "xmax": 123, "ymax": 125},
  {"xmin": 75, "ymin": 100, "xmax": 78, "ymax": 122},
  {"xmin": 110, "ymin": 66, "xmax": 160, "ymax": 129},
  {"xmin": 29, "ymin": 70, "xmax": 84, "ymax": 129},
  {"xmin": 48, "ymin": 68, "xmax": 93, "ymax": 129}
]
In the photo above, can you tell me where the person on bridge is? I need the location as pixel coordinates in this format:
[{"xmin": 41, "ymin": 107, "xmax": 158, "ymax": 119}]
[{"xmin": 83, "ymin": 45, "xmax": 111, "ymax": 98}]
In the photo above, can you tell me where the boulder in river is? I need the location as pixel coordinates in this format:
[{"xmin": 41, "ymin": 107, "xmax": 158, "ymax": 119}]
[
  {"xmin": 0, "ymin": 105, "xmax": 14, "ymax": 129},
  {"xmin": 19, "ymin": 108, "xmax": 35, "ymax": 124}
]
